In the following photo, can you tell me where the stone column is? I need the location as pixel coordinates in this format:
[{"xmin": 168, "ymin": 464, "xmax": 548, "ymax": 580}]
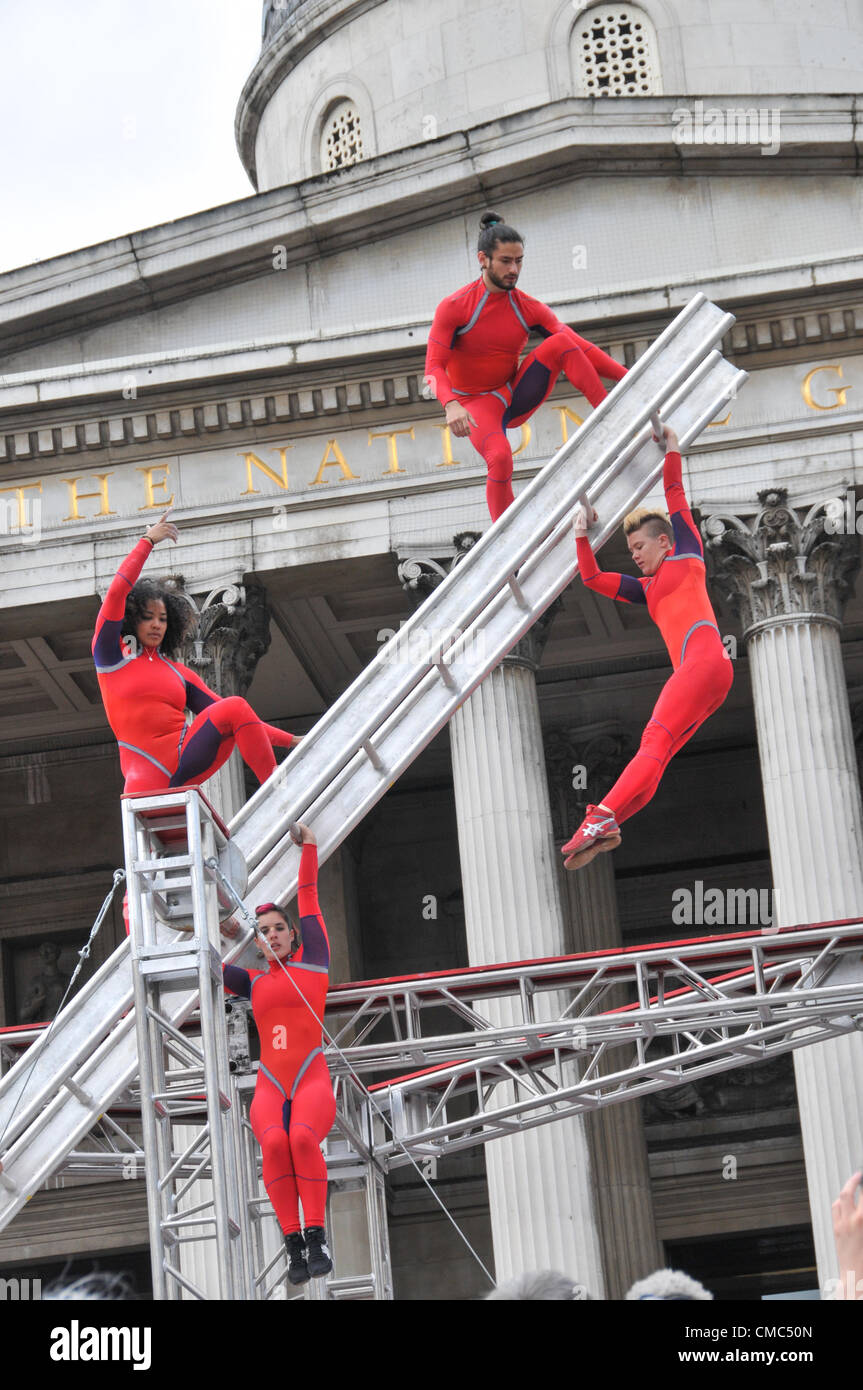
[
  {"xmin": 546, "ymin": 727, "xmax": 663, "ymax": 1296},
  {"xmin": 705, "ymin": 488, "xmax": 863, "ymax": 1287},
  {"xmin": 400, "ymin": 538, "xmax": 606, "ymax": 1294}
]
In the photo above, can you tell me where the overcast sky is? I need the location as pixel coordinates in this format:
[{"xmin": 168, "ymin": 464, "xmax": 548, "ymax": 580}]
[{"xmin": 0, "ymin": 0, "xmax": 262, "ymax": 273}]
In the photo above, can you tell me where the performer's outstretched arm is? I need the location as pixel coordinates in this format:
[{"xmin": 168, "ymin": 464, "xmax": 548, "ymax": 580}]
[
  {"xmin": 93, "ymin": 510, "xmax": 178, "ymax": 669},
  {"xmin": 92, "ymin": 536, "xmax": 154, "ymax": 670},
  {"xmin": 296, "ymin": 841, "xmax": 329, "ymax": 970},
  {"xmin": 663, "ymin": 447, "xmax": 703, "ymax": 558},
  {"xmin": 575, "ymin": 530, "xmax": 647, "ymax": 606}
]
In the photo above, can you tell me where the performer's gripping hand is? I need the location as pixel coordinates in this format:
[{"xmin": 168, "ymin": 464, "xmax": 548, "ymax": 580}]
[
  {"xmin": 653, "ymin": 423, "xmax": 679, "ymax": 452},
  {"xmin": 445, "ymin": 401, "xmax": 477, "ymax": 439},
  {"xmin": 573, "ymin": 504, "xmax": 598, "ymax": 539},
  {"xmin": 145, "ymin": 509, "xmax": 179, "ymax": 546},
  {"xmin": 289, "ymin": 821, "xmax": 317, "ymax": 847}
]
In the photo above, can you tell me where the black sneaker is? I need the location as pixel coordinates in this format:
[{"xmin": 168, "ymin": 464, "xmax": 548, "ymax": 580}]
[
  {"xmin": 285, "ymin": 1231, "xmax": 309, "ymax": 1285},
  {"xmin": 303, "ymin": 1226, "xmax": 333, "ymax": 1278}
]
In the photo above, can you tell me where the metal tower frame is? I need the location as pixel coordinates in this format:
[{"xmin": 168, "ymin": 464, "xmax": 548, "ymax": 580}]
[{"xmin": 121, "ymin": 788, "xmax": 252, "ymax": 1300}]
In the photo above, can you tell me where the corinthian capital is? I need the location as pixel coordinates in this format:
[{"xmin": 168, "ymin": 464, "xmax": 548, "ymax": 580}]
[
  {"xmin": 544, "ymin": 725, "xmax": 634, "ymax": 841},
  {"xmin": 701, "ymin": 488, "xmax": 860, "ymax": 637},
  {"xmin": 175, "ymin": 579, "xmax": 272, "ymax": 698}
]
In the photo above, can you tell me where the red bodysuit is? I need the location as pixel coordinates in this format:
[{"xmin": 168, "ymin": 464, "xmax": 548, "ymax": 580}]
[
  {"xmin": 223, "ymin": 843, "xmax": 334, "ymax": 1234},
  {"xmin": 576, "ymin": 450, "xmax": 733, "ymax": 823},
  {"xmin": 92, "ymin": 537, "xmax": 296, "ymax": 794},
  {"xmin": 425, "ymin": 279, "xmax": 626, "ymax": 521}
]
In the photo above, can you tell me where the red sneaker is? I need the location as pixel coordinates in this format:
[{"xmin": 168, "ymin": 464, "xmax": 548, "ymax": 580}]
[{"xmin": 561, "ymin": 805, "xmax": 621, "ymax": 870}]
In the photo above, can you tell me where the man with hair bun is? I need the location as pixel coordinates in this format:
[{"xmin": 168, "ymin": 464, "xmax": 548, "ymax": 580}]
[
  {"xmin": 561, "ymin": 424, "xmax": 733, "ymax": 869},
  {"xmin": 425, "ymin": 212, "xmax": 626, "ymax": 522}
]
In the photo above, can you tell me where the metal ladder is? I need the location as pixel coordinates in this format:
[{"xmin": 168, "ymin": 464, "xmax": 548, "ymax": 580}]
[{"xmin": 0, "ymin": 294, "xmax": 744, "ymax": 1248}]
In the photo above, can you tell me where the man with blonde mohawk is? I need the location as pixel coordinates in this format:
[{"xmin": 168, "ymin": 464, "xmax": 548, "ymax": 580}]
[{"xmin": 561, "ymin": 424, "xmax": 733, "ymax": 870}]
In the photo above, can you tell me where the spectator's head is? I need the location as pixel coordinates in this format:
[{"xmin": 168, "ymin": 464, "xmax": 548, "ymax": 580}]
[
  {"xmin": 626, "ymin": 1268, "xmax": 713, "ymax": 1301},
  {"xmin": 485, "ymin": 1270, "xmax": 592, "ymax": 1300}
]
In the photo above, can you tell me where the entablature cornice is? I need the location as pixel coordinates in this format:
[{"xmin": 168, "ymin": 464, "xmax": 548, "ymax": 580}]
[{"xmin": 2, "ymin": 277, "xmax": 863, "ymax": 469}]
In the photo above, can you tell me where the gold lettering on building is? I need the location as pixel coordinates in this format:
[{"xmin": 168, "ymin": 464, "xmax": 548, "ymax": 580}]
[
  {"xmin": 436, "ymin": 425, "xmax": 460, "ymax": 467},
  {"xmin": 0, "ymin": 481, "xmax": 42, "ymax": 528},
  {"xmin": 239, "ymin": 447, "xmax": 293, "ymax": 496},
  {"xmin": 63, "ymin": 473, "xmax": 116, "ymax": 521},
  {"xmin": 512, "ymin": 423, "xmax": 532, "ymax": 458},
  {"xmin": 368, "ymin": 427, "xmax": 415, "ymax": 475},
  {"xmin": 557, "ymin": 407, "xmax": 584, "ymax": 444},
  {"xmin": 137, "ymin": 464, "xmax": 174, "ymax": 509},
  {"xmin": 802, "ymin": 364, "xmax": 851, "ymax": 411},
  {"xmin": 311, "ymin": 440, "xmax": 358, "ymax": 485}
]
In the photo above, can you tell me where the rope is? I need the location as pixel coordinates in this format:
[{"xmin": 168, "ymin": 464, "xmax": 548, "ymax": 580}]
[
  {"xmin": 0, "ymin": 869, "xmax": 126, "ymax": 1159},
  {"xmin": 206, "ymin": 847, "xmax": 496, "ymax": 1289}
]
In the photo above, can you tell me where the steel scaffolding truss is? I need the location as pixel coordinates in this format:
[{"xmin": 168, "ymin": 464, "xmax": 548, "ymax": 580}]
[
  {"xmin": 325, "ymin": 923, "xmax": 863, "ymax": 1078},
  {"xmin": 6, "ymin": 911, "xmax": 863, "ymax": 1295},
  {"xmin": 352, "ymin": 924, "xmax": 863, "ymax": 1162}
]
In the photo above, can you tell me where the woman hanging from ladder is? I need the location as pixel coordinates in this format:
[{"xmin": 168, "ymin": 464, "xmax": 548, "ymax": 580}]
[
  {"xmin": 92, "ymin": 510, "xmax": 300, "ymax": 795},
  {"xmin": 424, "ymin": 211, "xmax": 627, "ymax": 523},
  {"xmin": 222, "ymin": 823, "xmax": 335, "ymax": 1285},
  {"xmin": 561, "ymin": 423, "xmax": 733, "ymax": 869}
]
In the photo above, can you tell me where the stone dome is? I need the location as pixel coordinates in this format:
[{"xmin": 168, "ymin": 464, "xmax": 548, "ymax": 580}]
[{"xmin": 237, "ymin": 0, "xmax": 863, "ymax": 191}]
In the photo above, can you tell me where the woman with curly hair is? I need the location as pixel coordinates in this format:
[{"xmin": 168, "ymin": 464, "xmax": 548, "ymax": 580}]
[{"xmin": 92, "ymin": 510, "xmax": 300, "ymax": 795}]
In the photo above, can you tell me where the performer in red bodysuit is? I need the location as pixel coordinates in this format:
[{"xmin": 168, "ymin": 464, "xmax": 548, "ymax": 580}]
[
  {"xmin": 222, "ymin": 823, "xmax": 335, "ymax": 1284},
  {"xmin": 425, "ymin": 211, "xmax": 627, "ymax": 522},
  {"xmin": 561, "ymin": 424, "xmax": 733, "ymax": 869},
  {"xmin": 92, "ymin": 511, "xmax": 299, "ymax": 795}
]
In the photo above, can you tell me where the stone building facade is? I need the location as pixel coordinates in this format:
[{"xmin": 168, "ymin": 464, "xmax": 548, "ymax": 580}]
[{"xmin": 1, "ymin": 0, "xmax": 862, "ymax": 1298}]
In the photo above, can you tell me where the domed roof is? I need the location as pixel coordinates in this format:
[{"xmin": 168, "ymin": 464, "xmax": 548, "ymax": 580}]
[{"xmin": 261, "ymin": 0, "xmax": 304, "ymax": 47}]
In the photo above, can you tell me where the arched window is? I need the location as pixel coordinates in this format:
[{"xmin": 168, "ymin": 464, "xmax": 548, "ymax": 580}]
[
  {"xmin": 320, "ymin": 100, "xmax": 365, "ymax": 172},
  {"xmin": 573, "ymin": 5, "xmax": 661, "ymax": 96}
]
